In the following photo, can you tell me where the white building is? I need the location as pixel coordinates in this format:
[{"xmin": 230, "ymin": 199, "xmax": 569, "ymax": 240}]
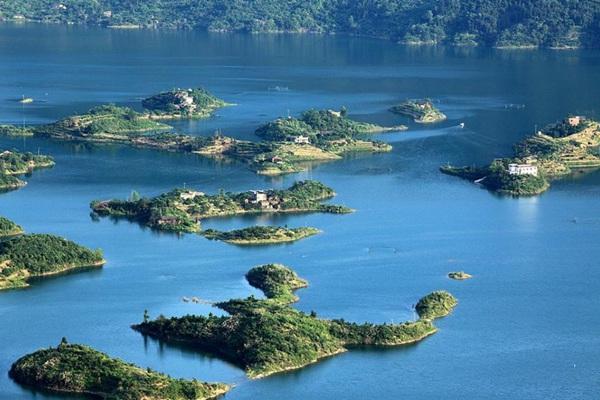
[
  {"xmin": 179, "ymin": 190, "xmax": 204, "ymax": 201},
  {"xmin": 293, "ymin": 135, "xmax": 310, "ymax": 144},
  {"xmin": 508, "ymin": 163, "xmax": 538, "ymax": 176}
]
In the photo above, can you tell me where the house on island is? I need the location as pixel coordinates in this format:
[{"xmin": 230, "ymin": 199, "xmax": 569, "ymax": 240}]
[
  {"xmin": 270, "ymin": 155, "xmax": 284, "ymax": 164},
  {"xmin": 179, "ymin": 190, "xmax": 204, "ymax": 201},
  {"xmin": 293, "ymin": 135, "xmax": 311, "ymax": 145},
  {"xmin": 567, "ymin": 116, "xmax": 584, "ymax": 127},
  {"xmin": 0, "ymin": 150, "xmax": 13, "ymax": 158},
  {"xmin": 508, "ymin": 163, "xmax": 538, "ymax": 176},
  {"xmin": 156, "ymin": 216, "xmax": 180, "ymax": 226},
  {"xmin": 246, "ymin": 190, "xmax": 281, "ymax": 210}
]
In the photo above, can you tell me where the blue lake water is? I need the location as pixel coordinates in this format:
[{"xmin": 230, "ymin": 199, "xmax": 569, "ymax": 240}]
[{"xmin": 1, "ymin": 22, "xmax": 600, "ymax": 399}]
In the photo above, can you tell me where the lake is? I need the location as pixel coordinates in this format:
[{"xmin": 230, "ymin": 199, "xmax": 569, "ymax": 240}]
[{"xmin": 1, "ymin": 22, "xmax": 600, "ymax": 399}]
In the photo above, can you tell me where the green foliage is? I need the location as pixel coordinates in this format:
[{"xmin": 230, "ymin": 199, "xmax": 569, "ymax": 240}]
[
  {"xmin": 0, "ymin": 216, "xmax": 23, "ymax": 237},
  {"xmin": 142, "ymin": 88, "xmax": 228, "ymax": 117},
  {"xmin": 2, "ymin": 1, "xmax": 599, "ymax": 48},
  {"xmin": 10, "ymin": 343, "xmax": 229, "ymax": 400},
  {"xmin": 246, "ymin": 263, "xmax": 307, "ymax": 303},
  {"xmin": 390, "ymin": 99, "xmax": 446, "ymax": 123},
  {"xmin": 37, "ymin": 105, "xmax": 171, "ymax": 138},
  {"xmin": 133, "ymin": 266, "xmax": 456, "ymax": 378},
  {"xmin": 0, "ymin": 234, "xmax": 104, "ymax": 277},
  {"xmin": 91, "ymin": 180, "xmax": 348, "ymax": 233},
  {"xmin": 202, "ymin": 226, "xmax": 320, "ymax": 245},
  {"xmin": 255, "ymin": 109, "xmax": 386, "ymax": 144},
  {"xmin": 0, "ymin": 150, "xmax": 54, "ymax": 175},
  {"xmin": 415, "ymin": 291, "xmax": 458, "ymax": 320}
]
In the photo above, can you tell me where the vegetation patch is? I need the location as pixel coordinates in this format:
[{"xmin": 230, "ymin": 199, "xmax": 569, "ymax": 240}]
[
  {"xmin": 10, "ymin": 341, "xmax": 229, "ymax": 400},
  {"xmin": 389, "ymin": 99, "xmax": 447, "ymax": 123},
  {"xmin": 133, "ymin": 265, "xmax": 457, "ymax": 379},
  {"xmin": 202, "ymin": 226, "xmax": 320, "ymax": 245},
  {"xmin": 142, "ymin": 87, "xmax": 230, "ymax": 119},
  {"xmin": 0, "ymin": 216, "xmax": 23, "ymax": 237},
  {"xmin": 0, "ymin": 149, "xmax": 54, "ymax": 192},
  {"xmin": 91, "ymin": 180, "xmax": 352, "ymax": 233},
  {"xmin": 415, "ymin": 291, "xmax": 458, "ymax": 320},
  {"xmin": 3, "ymin": 1, "xmax": 599, "ymax": 49},
  {"xmin": 0, "ymin": 234, "xmax": 104, "ymax": 290}
]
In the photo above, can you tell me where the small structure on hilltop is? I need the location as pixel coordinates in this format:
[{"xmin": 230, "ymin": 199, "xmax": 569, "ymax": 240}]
[
  {"xmin": 508, "ymin": 163, "xmax": 538, "ymax": 176},
  {"xmin": 293, "ymin": 135, "xmax": 311, "ymax": 145},
  {"xmin": 179, "ymin": 190, "xmax": 204, "ymax": 201},
  {"xmin": 567, "ymin": 116, "xmax": 584, "ymax": 127}
]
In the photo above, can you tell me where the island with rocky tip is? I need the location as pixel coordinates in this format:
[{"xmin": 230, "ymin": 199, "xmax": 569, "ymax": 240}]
[
  {"xmin": 0, "ymin": 149, "xmax": 55, "ymax": 191},
  {"xmin": 132, "ymin": 264, "xmax": 457, "ymax": 379},
  {"xmin": 0, "ymin": 103, "xmax": 400, "ymax": 175},
  {"xmin": 91, "ymin": 180, "xmax": 352, "ymax": 233},
  {"xmin": 202, "ymin": 226, "xmax": 320, "ymax": 245},
  {"xmin": 0, "ymin": 233, "xmax": 105, "ymax": 290},
  {"xmin": 0, "ymin": 216, "xmax": 24, "ymax": 237},
  {"xmin": 389, "ymin": 99, "xmax": 447, "ymax": 123},
  {"xmin": 441, "ymin": 116, "xmax": 600, "ymax": 196},
  {"xmin": 10, "ymin": 340, "xmax": 229, "ymax": 400},
  {"xmin": 448, "ymin": 271, "xmax": 472, "ymax": 280},
  {"xmin": 142, "ymin": 87, "xmax": 230, "ymax": 119}
]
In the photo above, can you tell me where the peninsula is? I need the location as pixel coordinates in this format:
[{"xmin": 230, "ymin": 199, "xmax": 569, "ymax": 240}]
[
  {"xmin": 132, "ymin": 264, "xmax": 457, "ymax": 379},
  {"xmin": 201, "ymin": 226, "xmax": 320, "ymax": 245},
  {"xmin": 0, "ymin": 234, "xmax": 105, "ymax": 290},
  {"xmin": 142, "ymin": 87, "xmax": 230, "ymax": 119},
  {"xmin": 441, "ymin": 116, "xmax": 600, "ymax": 196},
  {"xmin": 0, "ymin": 104, "xmax": 398, "ymax": 175},
  {"xmin": 0, "ymin": 216, "xmax": 23, "ymax": 237},
  {"xmin": 389, "ymin": 99, "xmax": 447, "ymax": 123},
  {"xmin": 10, "ymin": 340, "xmax": 230, "ymax": 400},
  {"xmin": 91, "ymin": 180, "xmax": 352, "ymax": 233},
  {"xmin": 0, "ymin": 149, "xmax": 55, "ymax": 191}
]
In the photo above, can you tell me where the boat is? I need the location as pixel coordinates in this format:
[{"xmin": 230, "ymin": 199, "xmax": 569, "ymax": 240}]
[
  {"xmin": 459, "ymin": 122, "xmax": 465, "ymax": 128},
  {"xmin": 19, "ymin": 96, "xmax": 33, "ymax": 104}
]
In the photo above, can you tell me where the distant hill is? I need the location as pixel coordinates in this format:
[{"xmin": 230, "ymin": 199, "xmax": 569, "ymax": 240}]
[{"xmin": 1, "ymin": 0, "xmax": 599, "ymax": 48}]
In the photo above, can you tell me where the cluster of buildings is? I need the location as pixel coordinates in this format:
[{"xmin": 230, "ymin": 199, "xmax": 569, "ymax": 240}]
[
  {"xmin": 507, "ymin": 163, "xmax": 538, "ymax": 176},
  {"xmin": 246, "ymin": 190, "xmax": 281, "ymax": 210}
]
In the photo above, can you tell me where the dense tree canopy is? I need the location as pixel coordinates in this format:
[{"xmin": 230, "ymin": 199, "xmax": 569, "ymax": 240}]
[{"xmin": 1, "ymin": 0, "xmax": 599, "ymax": 48}]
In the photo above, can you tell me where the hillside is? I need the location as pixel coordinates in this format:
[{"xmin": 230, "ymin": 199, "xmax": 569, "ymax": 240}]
[
  {"xmin": 10, "ymin": 342, "xmax": 229, "ymax": 400},
  {"xmin": 1, "ymin": 1, "xmax": 600, "ymax": 48}
]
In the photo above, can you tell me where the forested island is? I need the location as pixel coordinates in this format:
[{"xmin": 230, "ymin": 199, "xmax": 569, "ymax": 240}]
[
  {"xmin": 202, "ymin": 226, "xmax": 320, "ymax": 245},
  {"xmin": 133, "ymin": 264, "xmax": 457, "ymax": 379},
  {"xmin": 91, "ymin": 180, "xmax": 351, "ymax": 233},
  {"xmin": 0, "ymin": 149, "xmax": 54, "ymax": 191},
  {"xmin": 142, "ymin": 87, "xmax": 230, "ymax": 119},
  {"xmin": 0, "ymin": 105, "xmax": 395, "ymax": 175},
  {"xmin": 441, "ymin": 117, "xmax": 600, "ymax": 196},
  {"xmin": 0, "ymin": 216, "xmax": 23, "ymax": 237},
  {"xmin": 389, "ymin": 99, "xmax": 447, "ymax": 123},
  {"xmin": 0, "ymin": 234, "xmax": 105, "ymax": 290},
  {"xmin": 2, "ymin": 1, "xmax": 600, "ymax": 49},
  {"xmin": 10, "ymin": 340, "xmax": 229, "ymax": 400}
]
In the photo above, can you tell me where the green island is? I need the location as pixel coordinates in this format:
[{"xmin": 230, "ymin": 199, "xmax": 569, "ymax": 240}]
[
  {"xmin": 202, "ymin": 226, "xmax": 320, "ymax": 245},
  {"xmin": 91, "ymin": 180, "xmax": 352, "ymax": 233},
  {"xmin": 10, "ymin": 340, "xmax": 229, "ymax": 400},
  {"xmin": 0, "ymin": 105, "xmax": 397, "ymax": 175},
  {"xmin": 0, "ymin": 234, "xmax": 105, "ymax": 290},
  {"xmin": 441, "ymin": 116, "xmax": 600, "ymax": 196},
  {"xmin": 0, "ymin": 149, "xmax": 55, "ymax": 190},
  {"xmin": 142, "ymin": 87, "xmax": 230, "ymax": 119},
  {"xmin": 3, "ymin": 1, "xmax": 599, "ymax": 49},
  {"xmin": 448, "ymin": 271, "xmax": 472, "ymax": 280},
  {"xmin": 132, "ymin": 264, "xmax": 457, "ymax": 379},
  {"xmin": 0, "ymin": 216, "xmax": 24, "ymax": 237},
  {"xmin": 389, "ymin": 99, "xmax": 447, "ymax": 123}
]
